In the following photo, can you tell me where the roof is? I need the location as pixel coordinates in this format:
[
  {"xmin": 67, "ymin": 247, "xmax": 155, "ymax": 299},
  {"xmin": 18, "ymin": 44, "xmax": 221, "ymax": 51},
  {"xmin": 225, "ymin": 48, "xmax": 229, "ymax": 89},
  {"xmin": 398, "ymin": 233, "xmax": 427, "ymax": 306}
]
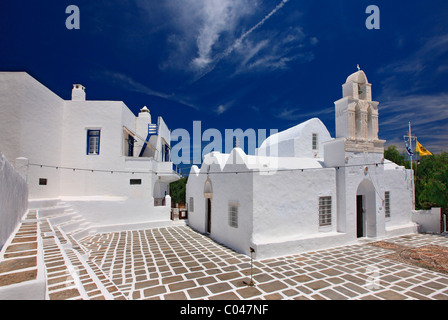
[
  {"xmin": 258, "ymin": 117, "xmax": 327, "ymax": 150},
  {"xmin": 345, "ymin": 70, "xmax": 368, "ymax": 84},
  {"xmin": 190, "ymin": 147, "xmax": 325, "ymax": 176}
]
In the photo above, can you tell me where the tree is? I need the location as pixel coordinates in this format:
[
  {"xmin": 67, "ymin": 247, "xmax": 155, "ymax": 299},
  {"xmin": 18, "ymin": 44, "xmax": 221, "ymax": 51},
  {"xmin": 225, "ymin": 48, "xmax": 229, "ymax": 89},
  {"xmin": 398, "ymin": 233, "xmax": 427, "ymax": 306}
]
[
  {"xmin": 169, "ymin": 177, "xmax": 187, "ymax": 207},
  {"xmin": 384, "ymin": 145, "xmax": 406, "ymax": 167},
  {"xmin": 414, "ymin": 153, "xmax": 448, "ymax": 212},
  {"xmin": 385, "ymin": 146, "xmax": 448, "ymax": 215}
]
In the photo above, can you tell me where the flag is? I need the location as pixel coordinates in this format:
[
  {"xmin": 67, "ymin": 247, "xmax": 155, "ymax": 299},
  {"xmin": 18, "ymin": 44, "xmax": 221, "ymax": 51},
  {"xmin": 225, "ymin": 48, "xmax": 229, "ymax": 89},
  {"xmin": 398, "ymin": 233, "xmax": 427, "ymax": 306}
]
[
  {"xmin": 416, "ymin": 140, "xmax": 432, "ymax": 156},
  {"xmin": 404, "ymin": 139, "xmax": 414, "ymax": 156}
]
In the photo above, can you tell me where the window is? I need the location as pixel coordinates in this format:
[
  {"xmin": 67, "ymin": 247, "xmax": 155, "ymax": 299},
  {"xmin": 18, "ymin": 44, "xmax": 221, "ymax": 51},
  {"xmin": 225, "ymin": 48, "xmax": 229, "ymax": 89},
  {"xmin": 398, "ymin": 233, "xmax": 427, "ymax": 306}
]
[
  {"xmin": 228, "ymin": 202, "xmax": 239, "ymax": 228},
  {"xmin": 385, "ymin": 191, "xmax": 390, "ymax": 218},
  {"xmin": 189, "ymin": 197, "xmax": 194, "ymax": 212},
  {"xmin": 312, "ymin": 133, "xmax": 318, "ymax": 151},
  {"xmin": 127, "ymin": 134, "xmax": 135, "ymax": 157},
  {"xmin": 39, "ymin": 178, "xmax": 47, "ymax": 185},
  {"xmin": 87, "ymin": 130, "xmax": 100, "ymax": 155},
  {"xmin": 130, "ymin": 179, "xmax": 142, "ymax": 185},
  {"xmin": 319, "ymin": 196, "xmax": 332, "ymax": 226}
]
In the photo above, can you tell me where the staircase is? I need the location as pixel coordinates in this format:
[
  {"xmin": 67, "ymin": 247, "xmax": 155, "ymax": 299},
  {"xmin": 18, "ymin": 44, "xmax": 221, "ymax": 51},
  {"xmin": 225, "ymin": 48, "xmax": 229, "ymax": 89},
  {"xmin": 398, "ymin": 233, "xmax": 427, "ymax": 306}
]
[
  {"xmin": 29, "ymin": 199, "xmax": 127, "ymax": 300},
  {"xmin": 29, "ymin": 199, "xmax": 96, "ymax": 240}
]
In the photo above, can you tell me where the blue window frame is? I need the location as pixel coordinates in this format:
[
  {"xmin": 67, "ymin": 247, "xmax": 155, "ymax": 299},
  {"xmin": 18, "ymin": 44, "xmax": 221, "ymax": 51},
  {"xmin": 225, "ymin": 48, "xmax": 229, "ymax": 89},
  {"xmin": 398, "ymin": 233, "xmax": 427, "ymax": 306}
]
[{"xmin": 87, "ymin": 130, "xmax": 100, "ymax": 155}]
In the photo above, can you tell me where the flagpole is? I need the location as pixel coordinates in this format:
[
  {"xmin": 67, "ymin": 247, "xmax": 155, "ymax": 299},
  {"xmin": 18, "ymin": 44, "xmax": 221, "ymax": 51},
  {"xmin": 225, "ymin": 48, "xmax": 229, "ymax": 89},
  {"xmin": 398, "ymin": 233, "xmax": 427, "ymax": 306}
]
[
  {"xmin": 409, "ymin": 121, "xmax": 413, "ymax": 173},
  {"xmin": 408, "ymin": 121, "xmax": 415, "ymax": 210}
]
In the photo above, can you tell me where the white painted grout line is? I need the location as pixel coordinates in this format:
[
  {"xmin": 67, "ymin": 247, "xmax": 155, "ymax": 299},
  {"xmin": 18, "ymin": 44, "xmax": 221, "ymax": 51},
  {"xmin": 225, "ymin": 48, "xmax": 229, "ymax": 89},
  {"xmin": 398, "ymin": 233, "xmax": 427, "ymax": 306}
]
[{"xmin": 45, "ymin": 223, "xmax": 89, "ymax": 300}]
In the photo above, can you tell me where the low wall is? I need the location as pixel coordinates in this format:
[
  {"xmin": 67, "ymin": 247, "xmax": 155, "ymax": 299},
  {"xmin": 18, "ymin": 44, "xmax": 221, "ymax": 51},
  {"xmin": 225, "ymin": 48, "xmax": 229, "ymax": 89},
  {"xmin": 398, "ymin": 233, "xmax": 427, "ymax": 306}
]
[
  {"xmin": 62, "ymin": 195, "xmax": 172, "ymax": 228},
  {"xmin": 0, "ymin": 153, "xmax": 28, "ymax": 249},
  {"xmin": 252, "ymin": 232, "xmax": 354, "ymax": 260},
  {"xmin": 412, "ymin": 208, "xmax": 442, "ymax": 234}
]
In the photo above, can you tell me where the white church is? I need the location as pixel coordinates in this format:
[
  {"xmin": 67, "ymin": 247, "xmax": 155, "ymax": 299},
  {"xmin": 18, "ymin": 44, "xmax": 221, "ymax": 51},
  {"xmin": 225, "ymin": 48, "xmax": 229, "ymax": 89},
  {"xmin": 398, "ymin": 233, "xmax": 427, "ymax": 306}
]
[
  {"xmin": 0, "ymin": 72, "xmax": 180, "ymax": 230},
  {"xmin": 186, "ymin": 69, "xmax": 417, "ymax": 259}
]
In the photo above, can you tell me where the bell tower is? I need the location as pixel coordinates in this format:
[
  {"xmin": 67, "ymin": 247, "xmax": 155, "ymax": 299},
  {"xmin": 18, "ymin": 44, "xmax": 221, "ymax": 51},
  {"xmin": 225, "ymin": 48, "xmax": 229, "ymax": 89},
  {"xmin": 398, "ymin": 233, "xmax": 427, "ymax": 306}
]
[{"xmin": 334, "ymin": 68, "xmax": 384, "ymax": 153}]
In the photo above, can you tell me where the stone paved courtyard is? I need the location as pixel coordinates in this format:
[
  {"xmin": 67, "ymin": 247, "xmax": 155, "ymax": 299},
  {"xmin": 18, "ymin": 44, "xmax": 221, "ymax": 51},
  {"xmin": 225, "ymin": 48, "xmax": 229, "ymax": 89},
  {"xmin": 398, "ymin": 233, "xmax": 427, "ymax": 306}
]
[
  {"xmin": 78, "ymin": 228, "xmax": 448, "ymax": 300},
  {"xmin": 1, "ymin": 209, "xmax": 448, "ymax": 300}
]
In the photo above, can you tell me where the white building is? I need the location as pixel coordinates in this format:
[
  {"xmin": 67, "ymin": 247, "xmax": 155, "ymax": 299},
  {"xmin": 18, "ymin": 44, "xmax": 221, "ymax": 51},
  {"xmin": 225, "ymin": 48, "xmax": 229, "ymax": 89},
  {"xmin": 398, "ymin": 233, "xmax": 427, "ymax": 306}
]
[
  {"xmin": 186, "ymin": 69, "xmax": 417, "ymax": 259},
  {"xmin": 0, "ymin": 72, "xmax": 179, "ymax": 227}
]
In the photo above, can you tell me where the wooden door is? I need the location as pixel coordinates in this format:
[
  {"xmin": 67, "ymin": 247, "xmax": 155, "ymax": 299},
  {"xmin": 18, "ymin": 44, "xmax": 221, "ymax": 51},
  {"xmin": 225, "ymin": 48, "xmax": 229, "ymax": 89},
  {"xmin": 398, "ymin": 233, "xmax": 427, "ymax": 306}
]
[
  {"xmin": 357, "ymin": 195, "xmax": 364, "ymax": 238},
  {"xmin": 206, "ymin": 198, "xmax": 212, "ymax": 233}
]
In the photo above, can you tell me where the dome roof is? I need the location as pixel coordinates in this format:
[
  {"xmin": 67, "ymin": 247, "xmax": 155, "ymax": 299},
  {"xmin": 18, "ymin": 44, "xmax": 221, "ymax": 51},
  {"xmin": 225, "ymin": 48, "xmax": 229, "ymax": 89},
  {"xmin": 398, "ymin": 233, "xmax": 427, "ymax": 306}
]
[
  {"xmin": 345, "ymin": 70, "xmax": 368, "ymax": 84},
  {"xmin": 258, "ymin": 118, "xmax": 325, "ymax": 149}
]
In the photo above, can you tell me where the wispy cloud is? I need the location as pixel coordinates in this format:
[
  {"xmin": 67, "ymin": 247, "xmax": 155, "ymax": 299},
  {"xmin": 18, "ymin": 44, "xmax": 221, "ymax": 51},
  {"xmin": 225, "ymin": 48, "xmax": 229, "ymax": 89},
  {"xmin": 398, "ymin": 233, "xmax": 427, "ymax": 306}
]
[
  {"xmin": 375, "ymin": 32, "xmax": 448, "ymax": 153},
  {"xmin": 191, "ymin": 0, "xmax": 293, "ymax": 80},
  {"xmin": 157, "ymin": 0, "xmax": 311, "ymax": 81},
  {"xmin": 157, "ymin": 0, "xmax": 257, "ymax": 74},
  {"xmin": 378, "ymin": 33, "xmax": 448, "ymax": 97},
  {"xmin": 233, "ymin": 27, "xmax": 316, "ymax": 74},
  {"xmin": 379, "ymin": 93, "xmax": 448, "ymax": 153},
  {"xmin": 276, "ymin": 106, "xmax": 334, "ymax": 121},
  {"xmin": 190, "ymin": 0, "xmax": 256, "ymax": 70},
  {"xmin": 98, "ymin": 70, "xmax": 199, "ymax": 110},
  {"xmin": 215, "ymin": 104, "xmax": 229, "ymax": 115}
]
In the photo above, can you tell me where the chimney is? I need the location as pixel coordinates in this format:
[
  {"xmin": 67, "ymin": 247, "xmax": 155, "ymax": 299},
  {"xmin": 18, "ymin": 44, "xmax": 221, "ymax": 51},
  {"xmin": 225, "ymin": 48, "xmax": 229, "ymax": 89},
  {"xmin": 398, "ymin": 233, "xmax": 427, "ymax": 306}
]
[{"xmin": 72, "ymin": 84, "xmax": 86, "ymax": 101}]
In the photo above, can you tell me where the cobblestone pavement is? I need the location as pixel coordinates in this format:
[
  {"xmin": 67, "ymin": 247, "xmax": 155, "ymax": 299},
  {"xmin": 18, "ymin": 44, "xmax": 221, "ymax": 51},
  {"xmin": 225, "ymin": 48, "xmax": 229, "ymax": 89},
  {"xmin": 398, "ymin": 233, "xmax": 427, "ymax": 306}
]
[
  {"xmin": 78, "ymin": 228, "xmax": 448, "ymax": 300},
  {"xmin": 1, "ymin": 210, "xmax": 448, "ymax": 300}
]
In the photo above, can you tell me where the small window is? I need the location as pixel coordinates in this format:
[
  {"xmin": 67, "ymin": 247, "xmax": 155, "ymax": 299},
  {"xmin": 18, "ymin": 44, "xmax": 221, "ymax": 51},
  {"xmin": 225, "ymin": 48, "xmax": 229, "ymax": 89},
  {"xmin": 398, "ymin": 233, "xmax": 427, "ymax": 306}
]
[
  {"xmin": 189, "ymin": 197, "xmax": 194, "ymax": 212},
  {"xmin": 39, "ymin": 178, "xmax": 47, "ymax": 185},
  {"xmin": 130, "ymin": 179, "xmax": 142, "ymax": 185},
  {"xmin": 228, "ymin": 202, "xmax": 239, "ymax": 228},
  {"xmin": 319, "ymin": 196, "xmax": 332, "ymax": 226},
  {"xmin": 87, "ymin": 130, "xmax": 100, "ymax": 155},
  {"xmin": 312, "ymin": 133, "xmax": 318, "ymax": 151},
  {"xmin": 385, "ymin": 191, "xmax": 390, "ymax": 218}
]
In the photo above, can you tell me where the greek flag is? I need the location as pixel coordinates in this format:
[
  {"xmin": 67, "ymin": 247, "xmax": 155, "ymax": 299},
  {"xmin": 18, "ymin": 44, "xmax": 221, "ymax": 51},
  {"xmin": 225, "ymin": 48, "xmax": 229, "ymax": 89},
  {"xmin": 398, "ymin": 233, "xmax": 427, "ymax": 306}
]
[{"xmin": 404, "ymin": 139, "xmax": 413, "ymax": 156}]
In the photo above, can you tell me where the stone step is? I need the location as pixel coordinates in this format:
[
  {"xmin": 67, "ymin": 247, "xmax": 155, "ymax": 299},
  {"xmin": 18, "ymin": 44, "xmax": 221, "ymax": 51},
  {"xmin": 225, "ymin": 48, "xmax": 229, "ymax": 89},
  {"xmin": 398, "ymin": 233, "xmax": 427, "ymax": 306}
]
[
  {"xmin": 48, "ymin": 212, "xmax": 79, "ymax": 226},
  {"xmin": 37, "ymin": 205, "xmax": 72, "ymax": 218},
  {"xmin": 28, "ymin": 198, "xmax": 60, "ymax": 209}
]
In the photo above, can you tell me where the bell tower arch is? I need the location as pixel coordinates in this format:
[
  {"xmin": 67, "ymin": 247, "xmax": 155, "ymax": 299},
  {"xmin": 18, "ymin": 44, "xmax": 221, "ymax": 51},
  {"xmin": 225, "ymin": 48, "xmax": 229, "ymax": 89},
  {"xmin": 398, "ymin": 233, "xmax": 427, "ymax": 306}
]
[{"xmin": 335, "ymin": 68, "xmax": 384, "ymax": 153}]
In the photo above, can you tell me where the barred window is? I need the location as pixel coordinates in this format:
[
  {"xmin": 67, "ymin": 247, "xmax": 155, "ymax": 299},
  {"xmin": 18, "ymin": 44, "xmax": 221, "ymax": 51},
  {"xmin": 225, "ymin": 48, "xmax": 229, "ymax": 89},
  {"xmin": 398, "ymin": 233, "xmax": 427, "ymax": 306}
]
[
  {"xmin": 312, "ymin": 133, "xmax": 318, "ymax": 151},
  {"xmin": 319, "ymin": 196, "xmax": 332, "ymax": 226},
  {"xmin": 189, "ymin": 197, "xmax": 194, "ymax": 212},
  {"xmin": 385, "ymin": 191, "xmax": 390, "ymax": 218},
  {"xmin": 228, "ymin": 202, "xmax": 239, "ymax": 228}
]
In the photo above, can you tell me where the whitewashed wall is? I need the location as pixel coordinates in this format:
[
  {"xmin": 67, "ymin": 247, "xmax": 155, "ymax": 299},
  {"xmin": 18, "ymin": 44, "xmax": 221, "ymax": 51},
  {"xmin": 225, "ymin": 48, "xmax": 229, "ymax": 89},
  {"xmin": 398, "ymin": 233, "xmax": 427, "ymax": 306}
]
[
  {"xmin": 257, "ymin": 118, "xmax": 332, "ymax": 158},
  {"xmin": 412, "ymin": 208, "xmax": 441, "ymax": 234},
  {"xmin": 209, "ymin": 160, "xmax": 253, "ymax": 256},
  {"xmin": 0, "ymin": 72, "xmax": 173, "ymax": 224},
  {"xmin": 186, "ymin": 166, "xmax": 207, "ymax": 232},
  {"xmin": 0, "ymin": 72, "xmax": 65, "ymax": 198},
  {"xmin": 186, "ymin": 149, "xmax": 254, "ymax": 256},
  {"xmin": 0, "ymin": 152, "xmax": 28, "ymax": 249},
  {"xmin": 383, "ymin": 165, "xmax": 415, "ymax": 235},
  {"xmin": 253, "ymin": 168, "xmax": 336, "ymax": 241}
]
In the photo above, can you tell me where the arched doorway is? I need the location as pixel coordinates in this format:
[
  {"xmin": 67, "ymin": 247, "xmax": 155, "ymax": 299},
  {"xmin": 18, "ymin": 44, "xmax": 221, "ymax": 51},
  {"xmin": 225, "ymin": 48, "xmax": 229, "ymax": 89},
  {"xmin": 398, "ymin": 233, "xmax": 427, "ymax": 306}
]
[
  {"xmin": 204, "ymin": 177, "xmax": 213, "ymax": 234},
  {"xmin": 356, "ymin": 179, "xmax": 377, "ymax": 238}
]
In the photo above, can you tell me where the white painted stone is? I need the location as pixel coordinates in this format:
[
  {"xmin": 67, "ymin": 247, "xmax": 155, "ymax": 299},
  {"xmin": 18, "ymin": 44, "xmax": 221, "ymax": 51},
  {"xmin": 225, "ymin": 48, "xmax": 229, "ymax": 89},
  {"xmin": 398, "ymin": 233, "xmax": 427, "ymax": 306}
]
[
  {"xmin": 0, "ymin": 152, "xmax": 28, "ymax": 249},
  {"xmin": 187, "ymin": 69, "xmax": 417, "ymax": 259},
  {"xmin": 0, "ymin": 72, "xmax": 179, "ymax": 228}
]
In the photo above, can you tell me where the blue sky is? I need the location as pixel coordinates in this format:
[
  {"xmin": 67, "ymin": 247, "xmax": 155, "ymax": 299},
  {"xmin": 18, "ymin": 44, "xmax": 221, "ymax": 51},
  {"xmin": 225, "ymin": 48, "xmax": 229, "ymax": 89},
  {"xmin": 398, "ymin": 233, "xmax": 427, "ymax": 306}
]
[{"xmin": 1, "ymin": 1, "xmax": 448, "ymax": 173}]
